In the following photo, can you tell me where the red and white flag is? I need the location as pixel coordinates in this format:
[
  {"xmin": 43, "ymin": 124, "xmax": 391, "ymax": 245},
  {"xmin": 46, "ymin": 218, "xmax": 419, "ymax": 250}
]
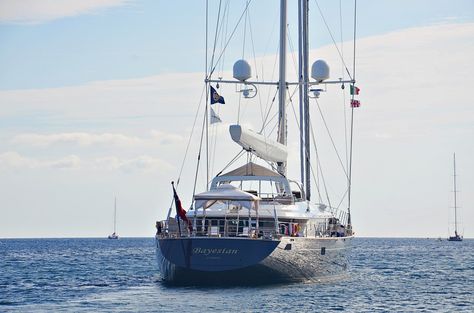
[
  {"xmin": 172, "ymin": 182, "xmax": 193, "ymax": 232},
  {"xmin": 350, "ymin": 99, "xmax": 360, "ymax": 108}
]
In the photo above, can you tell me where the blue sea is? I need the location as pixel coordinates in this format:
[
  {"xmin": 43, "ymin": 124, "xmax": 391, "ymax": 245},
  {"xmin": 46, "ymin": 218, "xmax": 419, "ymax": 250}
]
[{"xmin": 1, "ymin": 238, "xmax": 473, "ymax": 312}]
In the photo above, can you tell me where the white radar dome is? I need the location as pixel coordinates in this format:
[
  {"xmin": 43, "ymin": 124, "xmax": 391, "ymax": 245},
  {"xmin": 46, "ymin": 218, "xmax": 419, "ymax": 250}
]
[
  {"xmin": 311, "ymin": 60, "xmax": 330, "ymax": 82},
  {"xmin": 233, "ymin": 59, "xmax": 252, "ymax": 81}
]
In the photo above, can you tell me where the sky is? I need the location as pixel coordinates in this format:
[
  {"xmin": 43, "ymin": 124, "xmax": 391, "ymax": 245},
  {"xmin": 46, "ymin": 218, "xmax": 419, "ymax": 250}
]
[{"xmin": 0, "ymin": 0, "xmax": 473, "ymax": 238}]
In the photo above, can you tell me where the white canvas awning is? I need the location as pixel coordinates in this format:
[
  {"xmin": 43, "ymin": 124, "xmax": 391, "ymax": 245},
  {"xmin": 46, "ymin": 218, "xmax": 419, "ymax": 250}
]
[
  {"xmin": 194, "ymin": 184, "xmax": 260, "ymax": 210},
  {"xmin": 220, "ymin": 162, "xmax": 281, "ymax": 177}
]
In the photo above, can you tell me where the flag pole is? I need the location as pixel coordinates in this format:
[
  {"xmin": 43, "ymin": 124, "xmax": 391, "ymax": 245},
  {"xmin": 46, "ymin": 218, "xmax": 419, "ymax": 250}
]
[{"xmin": 172, "ymin": 181, "xmax": 182, "ymax": 237}]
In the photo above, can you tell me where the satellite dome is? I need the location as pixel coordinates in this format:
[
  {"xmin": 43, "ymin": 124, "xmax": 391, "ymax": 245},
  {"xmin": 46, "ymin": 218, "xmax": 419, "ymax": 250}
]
[
  {"xmin": 311, "ymin": 60, "xmax": 330, "ymax": 82},
  {"xmin": 233, "ymin": 59, "xmax": 252, "ymax": 81}
]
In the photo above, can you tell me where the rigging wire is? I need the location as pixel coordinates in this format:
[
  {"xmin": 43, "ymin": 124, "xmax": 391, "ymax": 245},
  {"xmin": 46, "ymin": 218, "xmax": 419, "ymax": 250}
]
[
  {"xmin": 237, "ymin": 0, "xmax": 250, "ymax": 124},
  {"xmin": 192, "ymin": 101, "xmax": 209, "ymax": 202},
  {"xmin": 218, "ymin": 1, "xmax": 230, "ymax": 77},
  {"xmin": 335, "ymin": 188, "xmax": 349, "ymax": 210},
  {"xmin": 176, "ymin": 85, "xmax": 207, "ymax": 186},
  {"xmin": 261, "ymin": 44, "xmax": 280, "ymax": 131},
  {"xmin": 209, "ymin": 0, "xmax": 223, "ymax": 75},
  {"xmin": 313, "ymin": 0, "xmax": 353, "ymax": 81},
  {"xmin": 259, "ymin": 88, "xmax": 279, "ymax": 133},
  {"xmin": 165, "ymin": 84, "xmax": 207, "ymax": 219},
  {"xmin": 258, "ymin": 18, "xmax": 280, "ymax": 136},
  {"xmin": 288, "ymin": 88, "xmax": 323, "ymax": 201},
  {"xmin": 347, "ymin": 0, "xmax": 358, "ymax": 229},
  {"xmin": 314, "ymin": 98, "xmax": 348, "ymax": 179},
  {"xmin": 248, "ymin": 10, "xmax": 267, "ymax": 140},
  {"xmin": 209, "ymin": 106, "xmax": 220, "ymax": 177},
  {"xmin": 208, "ymin": 0, "xmax": 253, "ymax": 78},
  {"xmin": 339, "ymin": 0, "xmax": 349, "ymax": 177},
  {"xmin": 214, "ymin": 149, "xmax": 246, "ymax": 177},
  {"xmin": 196, "ymin": 0, "xmax": 211, "ymax": 198},
  {"xmin": 286, "ymin": 23, "xmax": 299, "ymax": 77},
  {"xmin": 243, "ymin": 5, "xmax": 265, "ymax": 128},
  {"xmin": 309, "ymin": 117, "xmax": 332, "ymax": 210},
  {"xmin": 241, "ymin": 1, "xmax": 249, "ymax": 59},
  {"xmin": 211, "ymin": 1, "xmax": 230, "ymax": 178}
]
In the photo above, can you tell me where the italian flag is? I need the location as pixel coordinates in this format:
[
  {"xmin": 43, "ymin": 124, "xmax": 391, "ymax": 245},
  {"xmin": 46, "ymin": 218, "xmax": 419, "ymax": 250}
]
[{"xmin": 350, "ymin": 85, "xmax": 360, "ymax": 95}]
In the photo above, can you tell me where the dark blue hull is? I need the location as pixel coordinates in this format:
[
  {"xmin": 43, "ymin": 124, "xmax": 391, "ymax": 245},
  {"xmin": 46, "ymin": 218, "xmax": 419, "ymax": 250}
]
[{"xmin": 156, "ymin": 236, "xmax": 352, "ymax": 285}]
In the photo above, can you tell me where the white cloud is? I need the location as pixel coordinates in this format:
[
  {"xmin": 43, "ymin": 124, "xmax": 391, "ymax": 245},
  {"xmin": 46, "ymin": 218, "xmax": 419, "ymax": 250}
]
[
  {"xmin": 0, "ymin": 151, "xmax": 173, "ymax": 172},
  {"xmin": 149, "ymin": 130, "xmax": 184, "ymax": 145},
  {"xmin": 0, "ymin": 72, "xmax": 204, "ymax": 123},
  {"xmin": 0, "ymin": 151, "xmax": 80, "ymax": 169},
  {"xmin": 10, "ymin": 130, "xmax": 186, "ymax": 149},
  {"xmin": 12, "ymin": 132, "xmax": 143, "ymax": 147},
  {"xmin": 95, "ymin": 155, "xmax": 174, "ymax": 172},
  {"xmin": 47, "ymin": 155, "xmax": 81, "ymax": 169},
  {"xmin": 0, "ymin": 151, "xmax": 38, "ymax": 169},
  {"xmin": 0, "ymin": 0, "xmax": 130, "ymax": 24}
]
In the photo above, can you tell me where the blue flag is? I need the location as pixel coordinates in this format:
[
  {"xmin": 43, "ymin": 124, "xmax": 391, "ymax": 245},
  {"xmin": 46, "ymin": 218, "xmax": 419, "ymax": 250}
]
[{"xmin": 210, "ymin": 86, "xmax": 225, "ymax": 104}]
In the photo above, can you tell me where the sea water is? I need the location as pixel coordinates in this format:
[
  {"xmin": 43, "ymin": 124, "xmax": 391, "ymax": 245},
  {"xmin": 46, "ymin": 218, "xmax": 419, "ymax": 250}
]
[{"xmin": 1, "ymin": 238, "xmax": 473, "ymax": 312}]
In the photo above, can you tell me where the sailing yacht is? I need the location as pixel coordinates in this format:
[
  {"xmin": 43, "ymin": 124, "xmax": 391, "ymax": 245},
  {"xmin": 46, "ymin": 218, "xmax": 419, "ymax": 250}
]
[
  {"xmin": 156, "ymin": 0, "xmax": 358, "ymax": 284},
  {"xmin": 448, "ymin": 153, "xmax": 462, "ymax": 242},
  {"xmin": 108, "ymin": 197, "xmax": 119, "ymax": 240}
]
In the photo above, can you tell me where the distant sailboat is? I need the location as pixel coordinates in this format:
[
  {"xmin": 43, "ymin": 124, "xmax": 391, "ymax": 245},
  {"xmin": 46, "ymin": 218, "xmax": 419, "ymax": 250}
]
[
  {"xmin": 108, "ymin": 197, "xmax": 119, "ymax": 240},
  {"xmin": 448, "ymin": 153, "xmax": 462, "ymax": 242}
]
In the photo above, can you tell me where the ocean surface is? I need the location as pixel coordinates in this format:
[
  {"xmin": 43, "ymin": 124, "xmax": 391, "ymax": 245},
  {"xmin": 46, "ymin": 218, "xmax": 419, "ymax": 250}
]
[{"xmin": 1, "ymin": 237, "xmax": 473, "ymax": 312}]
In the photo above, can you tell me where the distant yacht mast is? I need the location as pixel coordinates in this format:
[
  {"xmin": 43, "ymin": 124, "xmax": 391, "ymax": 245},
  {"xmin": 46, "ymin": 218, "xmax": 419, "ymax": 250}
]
[
  {"xmin": 453, "ymin": 153, "xmax": 458, "ymax": 236},
  {"xmin": 448, "ymin": 152, "xmax": 462, "ymax": 241},
  {"xmin": 114, "ymin": 197, "xmax": 117, "ymax": 234}
]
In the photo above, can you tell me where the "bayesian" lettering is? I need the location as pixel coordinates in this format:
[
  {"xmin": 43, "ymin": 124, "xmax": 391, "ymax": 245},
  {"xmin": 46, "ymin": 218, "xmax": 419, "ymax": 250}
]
[{"xmin": 193, "ymin": 247, "xmax": 238, "ymax": 256}]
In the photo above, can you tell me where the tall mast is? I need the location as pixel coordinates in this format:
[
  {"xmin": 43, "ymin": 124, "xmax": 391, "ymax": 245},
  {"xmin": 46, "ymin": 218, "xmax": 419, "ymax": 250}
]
[
  {"xmin": 298, "ymin": 0, "xmax": 305, "ymax": 190},
  {"xmin": 302, "ymin": 0, "xmax": 311, "ymax": 201},
  {"xmin": 298, "ymin": 0, "xmax": 310, "ymax": 200},
  {"xmin": 277, "ymin": 0, "xmax": 287, "ymax": 176},
  {"xmin": 453, "ymin": 153, "xmax": 458, "ymax": 234}
]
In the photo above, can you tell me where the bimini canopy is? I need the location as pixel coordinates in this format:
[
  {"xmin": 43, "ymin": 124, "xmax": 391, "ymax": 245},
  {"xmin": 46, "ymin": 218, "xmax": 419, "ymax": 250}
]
[
  {"xmin": 220, "ymin": 162, "xmax": 281, "ymax": 177},
  {"xmin": 194, "ymin": 184, "xmax": 260, "ymax": 210}
]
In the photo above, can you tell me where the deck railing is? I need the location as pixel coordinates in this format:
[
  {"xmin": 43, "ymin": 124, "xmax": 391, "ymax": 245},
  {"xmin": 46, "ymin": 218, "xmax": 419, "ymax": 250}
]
[
  {"xmin": 156, "ymin": 217, "xmax": 350, "ymax": 239},
  {"xmin": 158, "ymin": 217, "xmax": 278, "ymax": 239}
]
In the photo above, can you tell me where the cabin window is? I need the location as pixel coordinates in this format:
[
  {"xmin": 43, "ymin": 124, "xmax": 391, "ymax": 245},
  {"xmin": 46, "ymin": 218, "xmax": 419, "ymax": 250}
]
[{"xmin": 218, "ymin": 179, "xmax": 285, "ymax": 199}]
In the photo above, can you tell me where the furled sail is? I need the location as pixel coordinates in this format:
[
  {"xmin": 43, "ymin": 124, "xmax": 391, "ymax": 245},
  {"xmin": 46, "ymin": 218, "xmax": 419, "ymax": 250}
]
[{"xmin": 229, "ymin": 125, "xmax": 287, "ymax": 163}]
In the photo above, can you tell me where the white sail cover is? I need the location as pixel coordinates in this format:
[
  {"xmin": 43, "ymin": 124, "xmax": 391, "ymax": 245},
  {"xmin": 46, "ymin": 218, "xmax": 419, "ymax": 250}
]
[
  {"xmin": 194, "ymin": 184, "xmax": 259, "ymax": 210},
  {"xmin": 229, "ymin": 125, "xmax": 287, "ymax": 163}
]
